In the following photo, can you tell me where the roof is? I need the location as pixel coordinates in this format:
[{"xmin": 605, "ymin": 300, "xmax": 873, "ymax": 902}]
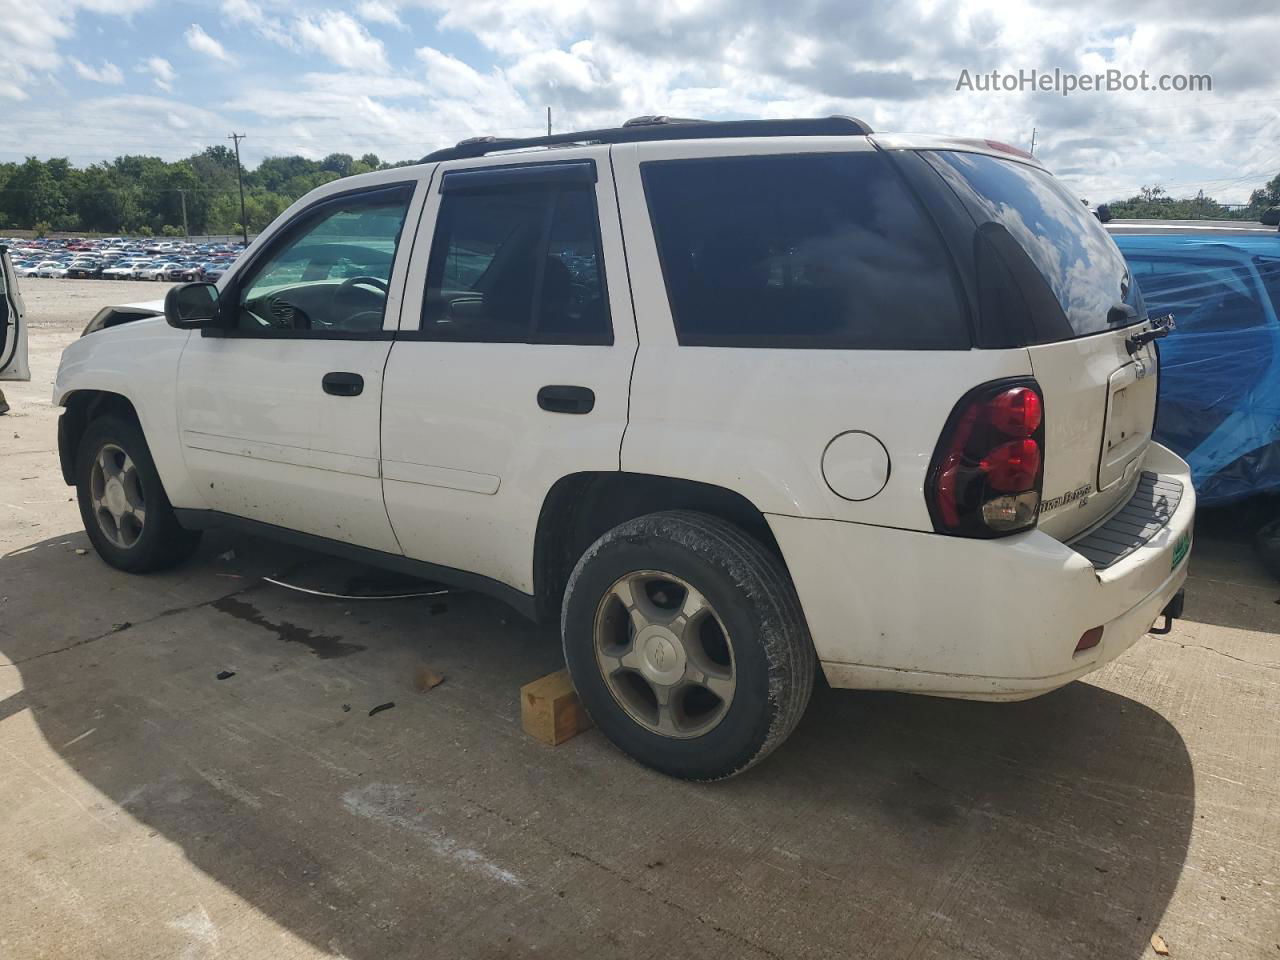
[{"xmin": 420, "ymin": 115, "xmax": 875, "ymax": 163}]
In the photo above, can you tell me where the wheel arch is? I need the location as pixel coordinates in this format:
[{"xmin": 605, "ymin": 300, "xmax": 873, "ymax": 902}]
[
  {"xmin": 531, "ymin": 471, "xmax": 784, "ymax": 623},
  {"xmin": 58, "ymin": 390, "xmax": 143, "ymax": 486}
]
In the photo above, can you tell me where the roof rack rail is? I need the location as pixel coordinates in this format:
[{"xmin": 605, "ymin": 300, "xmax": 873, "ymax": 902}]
[{"xmin": 420, "ymin": 115, "xmax": 874, "ymax": 163}]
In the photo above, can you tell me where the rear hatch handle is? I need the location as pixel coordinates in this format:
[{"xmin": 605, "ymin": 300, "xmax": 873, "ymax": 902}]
[{"xmin": 1125, "ymin": 313, "xmax": 1176, "ymax": 355}]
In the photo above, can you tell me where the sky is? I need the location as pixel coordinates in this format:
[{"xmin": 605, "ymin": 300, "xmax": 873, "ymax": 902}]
[{"xmin": 0, "ymin": 0, "xmax": 1278, "ymax": 204}]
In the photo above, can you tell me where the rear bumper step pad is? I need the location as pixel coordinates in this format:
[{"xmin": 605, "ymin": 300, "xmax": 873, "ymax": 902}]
[{"xmin": 1069, "ymin": 471, "xmax": 1184, "ymax": 570}]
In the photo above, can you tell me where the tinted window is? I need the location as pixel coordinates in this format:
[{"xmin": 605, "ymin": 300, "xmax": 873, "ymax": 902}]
[
  {"xmin": 931, "ymin": 151, "xmax": 1137, "ymax": 340},
  {"xmin": 236, "ymin": 186, "xmax": 412, "ymax": 334},
  {"xmin": 422, "ymin": 182, "xmax": 611, "ymax": 344},
  {"xmin": 641, "ymin": 152, "xmax": 968, "ymax": 349}
]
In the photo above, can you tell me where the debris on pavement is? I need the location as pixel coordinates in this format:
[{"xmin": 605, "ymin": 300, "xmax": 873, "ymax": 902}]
[
  {"xmin": 1151, "ymin": 932, "xmax": 1170, "ymax": 955},
  {"xmin": 413, "ymin": 666, "xmax": 445, "ymax": 691},
  {"xmin": 368, "ymin": 702, "xmax": 395, "ymax": 717},
  {"xmin": 215, "ymin": 670, "xmax": 236, "ymax": 680},
  {"xmin": 74, "ymin": 548, "xmax": 87, "ymax": 555}
]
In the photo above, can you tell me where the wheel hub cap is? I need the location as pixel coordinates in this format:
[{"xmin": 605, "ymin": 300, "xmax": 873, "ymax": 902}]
[{"xmin": 636, "ymin": 626, "xmax": 686, "ymax": 686}]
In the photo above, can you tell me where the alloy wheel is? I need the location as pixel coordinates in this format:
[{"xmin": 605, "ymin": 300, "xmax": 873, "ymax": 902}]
[
  {"xmin": 593, "ymin": 570, "xmax": 736, "ymax": 739},
  {"xmin": 89, "ymin": 442, "xmax": 146, "ymax": 549}
]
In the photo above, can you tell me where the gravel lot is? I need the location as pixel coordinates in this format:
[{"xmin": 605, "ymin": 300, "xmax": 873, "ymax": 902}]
[{"xmin": 1, "ymin": 278, "xmax": 1278, "ymax": 959}]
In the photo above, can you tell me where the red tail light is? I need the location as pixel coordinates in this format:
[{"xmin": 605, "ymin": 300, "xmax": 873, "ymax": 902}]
[{"xmin": 927, "ymin": 380, "xmax": 1045, "ymax": 537}]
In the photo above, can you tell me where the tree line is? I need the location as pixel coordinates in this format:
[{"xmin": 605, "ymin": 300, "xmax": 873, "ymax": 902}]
[
  {"xmin": 0, "ymin": 147, "xmax": 417, "ymax": 237},
  {"xmin": 1098, "ymin": 177, "xmax": 1280, "ymax": 221},
  {"xmin": 2, "ymin": 147, "xmax": 1279, "ymax": 236}
]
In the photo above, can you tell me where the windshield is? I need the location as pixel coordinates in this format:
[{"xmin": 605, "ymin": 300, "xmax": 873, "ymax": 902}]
[{"xmin": 930, "ymin": 150, "xmax": 1141, "ymax": 341}]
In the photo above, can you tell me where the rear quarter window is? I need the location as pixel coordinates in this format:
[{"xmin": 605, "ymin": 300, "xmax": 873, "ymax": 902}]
[{"xmin": 641, "ymin": 152, "xmax": 970, "ymax": 349}]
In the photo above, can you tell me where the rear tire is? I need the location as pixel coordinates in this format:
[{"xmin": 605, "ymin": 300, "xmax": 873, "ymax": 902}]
[
  {"xmin": 561, "ymin": 510, "xmax": 815, "ymax": 781},
  {"xmin": 75, "ymin": 415, "xmax": 200, "ymax": 573}
]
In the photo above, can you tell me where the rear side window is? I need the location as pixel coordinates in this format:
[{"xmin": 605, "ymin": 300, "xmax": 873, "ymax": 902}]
[
  {"xmin": 641, "ymin": 153, "xmax": 969, "ymax": 349},
  {"xmin": 929, "ymin": 151, "xmax": 1138, "ymax": 342},
  {"xmin": 422, "ymin": 182, "xmax": 612, "ymax": 345}
]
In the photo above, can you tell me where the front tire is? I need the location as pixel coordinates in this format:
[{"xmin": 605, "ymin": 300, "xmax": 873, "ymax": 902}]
[
  {"xmin": 75, "ymin": 415, "xmax": 200, "ymax": 573},
  {"xmin": 562, "ymin": 510, "xmax": 815, "ymax": 781}
]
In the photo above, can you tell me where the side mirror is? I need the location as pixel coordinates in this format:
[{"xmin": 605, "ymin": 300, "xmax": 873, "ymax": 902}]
[{"xmin": 165, "ymin": 282, "xmax": 220, "ymax": 329}]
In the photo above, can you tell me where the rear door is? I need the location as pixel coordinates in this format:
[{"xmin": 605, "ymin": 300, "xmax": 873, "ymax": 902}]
[
  {"xmin": 924, "ymin": 150, "xmax": 1158, "ymax": 540},
  {"xmin": 380, "ymin": 150, "xmax": 635, "ymax": 594},
  {"xmin": 0, "ymin": 247, "xmax": 30, "ymax": 382}
]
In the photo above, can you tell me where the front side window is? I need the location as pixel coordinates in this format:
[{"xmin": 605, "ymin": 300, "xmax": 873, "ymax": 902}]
[
  {"xmin": 235, "ymin": 185, "xmax": 412, "ymax": 334},
  {"xmin": 641, "ymin": 152, "xmax": 969, "ymax": 349},
  {"xmin": 422, "ymin": 180, "xmax": 612, "ymax": 344}
]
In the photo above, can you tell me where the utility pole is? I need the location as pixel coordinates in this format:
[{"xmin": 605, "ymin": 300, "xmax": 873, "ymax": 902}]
[
  {"xmin": 547, "ymin": 106, "xmax": 552, "ymax": 136},
  {"xmin": 1029, "ymin": 127, "xmax": 1037, "ymax": 156},
  {"xmin": 228, "ymin": 132, "xmax": 248, "ymax": 245},
  {"xmin": 177, "ymin": 188, "xmax": 189, "ymax": 240}
]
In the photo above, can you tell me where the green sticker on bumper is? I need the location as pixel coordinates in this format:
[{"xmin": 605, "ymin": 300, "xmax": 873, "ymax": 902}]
[{"xmin": 1171, "ymin": 531, "xmax": 1190, "ymax": 570}]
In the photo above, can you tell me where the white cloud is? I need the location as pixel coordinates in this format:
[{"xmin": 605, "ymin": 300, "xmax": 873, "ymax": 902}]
[
  {"xmin": 0, "ymin": 0, "xmax": 155, "ymax": 100},
  {"xmin": 295, "ymin": 11, "xmax": 389, "ymax": 71},
  {"xmin": 357, "ymin": 0, "xmax": 404, "ymax": 28},
  {"xmin": 221, "ymin": 0, "xmax": 295, "ymax": 49},
  {"xmin": 185, "ymin": 23, "xmax": 234, "ymax": 63},
  {"xmin": 137, "ymin": 55, "xmax": 176, "ymax": 92},
  {"xmin": 69, "ymin": 57, "xmax": 125, "ymax": 84}
]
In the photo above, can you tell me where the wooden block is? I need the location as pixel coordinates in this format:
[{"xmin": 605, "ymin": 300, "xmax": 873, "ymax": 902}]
[{"xmin": 521, "ymin": 669, "xmax": 593, "ymax": 746}]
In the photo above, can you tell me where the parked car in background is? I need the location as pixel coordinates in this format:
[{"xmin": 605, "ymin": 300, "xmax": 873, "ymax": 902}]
[
  {"xmin": 199, "ymin": 262, "xmax": 227, "ymax": 282},
  {"xmin": 102, "ymin": 260, "xmax": 144, "ymax": 280},
  {"xmin": 36, "ymin": 261, "xmax": 68, "ymax": 278},
  {"xmin": 1112, "ymin": 224, "xmax": 1280, "ymax": 504},
  {"xmin": 144, "ymin": 261, "xmax": 179, "ymax": 281},
  {"xmin": 67, "ymin": 259, "xmax": 104, "ymax": 279},
  {"xmin": 56, "ymin": 117, "xmax": 1193, "ymax": 780}
]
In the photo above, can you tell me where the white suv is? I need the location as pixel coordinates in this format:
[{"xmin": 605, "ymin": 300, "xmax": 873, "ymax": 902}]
[{"xmin": 54, "ymin": 117, "xmax": 1194, "ymax": 780}]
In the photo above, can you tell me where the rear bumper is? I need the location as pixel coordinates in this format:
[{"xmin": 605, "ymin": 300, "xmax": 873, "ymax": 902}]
[{"xmin": 768, "ymin": 442, "xmax": 1195, "ymax": 701}]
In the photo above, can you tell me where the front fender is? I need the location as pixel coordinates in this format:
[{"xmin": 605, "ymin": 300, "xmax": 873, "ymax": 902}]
[{"xmin": 55, "ymin": 318, "xmax": 207, "ymax": 509}]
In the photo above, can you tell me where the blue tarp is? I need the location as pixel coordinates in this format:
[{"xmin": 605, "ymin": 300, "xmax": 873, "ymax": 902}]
[{"xmin": 1115, "ymin": 234, "xmax": 1280, "ymax": 505}]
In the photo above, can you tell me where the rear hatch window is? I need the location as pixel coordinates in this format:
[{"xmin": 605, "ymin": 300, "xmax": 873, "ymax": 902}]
[{"xmin": 927, "ymin": 150, "xmax": 1143, "ymax": 347}]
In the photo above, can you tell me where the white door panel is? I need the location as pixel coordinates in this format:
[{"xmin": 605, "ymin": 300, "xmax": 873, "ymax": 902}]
[
  {"xmin": 178, "ymin": 338, "xmax": 400, "ymax": 551},
  {"xmin": 381, "ymin": 342, "xmax": 630, "ymax": 591}
]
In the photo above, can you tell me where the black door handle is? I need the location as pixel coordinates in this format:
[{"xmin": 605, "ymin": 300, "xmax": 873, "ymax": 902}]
[
  {"xmin": 538, "ymin": 385, "xmax": 594, "ymax": 414},
  {"xmin": 323, "ymin": 372, "xmax": 364, "ymax": 397}
]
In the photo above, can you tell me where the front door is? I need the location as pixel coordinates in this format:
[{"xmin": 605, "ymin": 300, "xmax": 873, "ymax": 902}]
[
  {"xmin": 0, "ymin": 247, "xmax": 29, "ymax": 382},
  {"xmin": 176, "ymin": 177, "xmax": 424, "ymax": 553}
]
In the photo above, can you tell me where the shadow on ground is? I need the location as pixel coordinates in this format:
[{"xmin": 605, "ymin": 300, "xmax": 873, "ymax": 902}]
[{"xmin": 1, "ymin": 531, "xmax": 1196, "ymax": 959}]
